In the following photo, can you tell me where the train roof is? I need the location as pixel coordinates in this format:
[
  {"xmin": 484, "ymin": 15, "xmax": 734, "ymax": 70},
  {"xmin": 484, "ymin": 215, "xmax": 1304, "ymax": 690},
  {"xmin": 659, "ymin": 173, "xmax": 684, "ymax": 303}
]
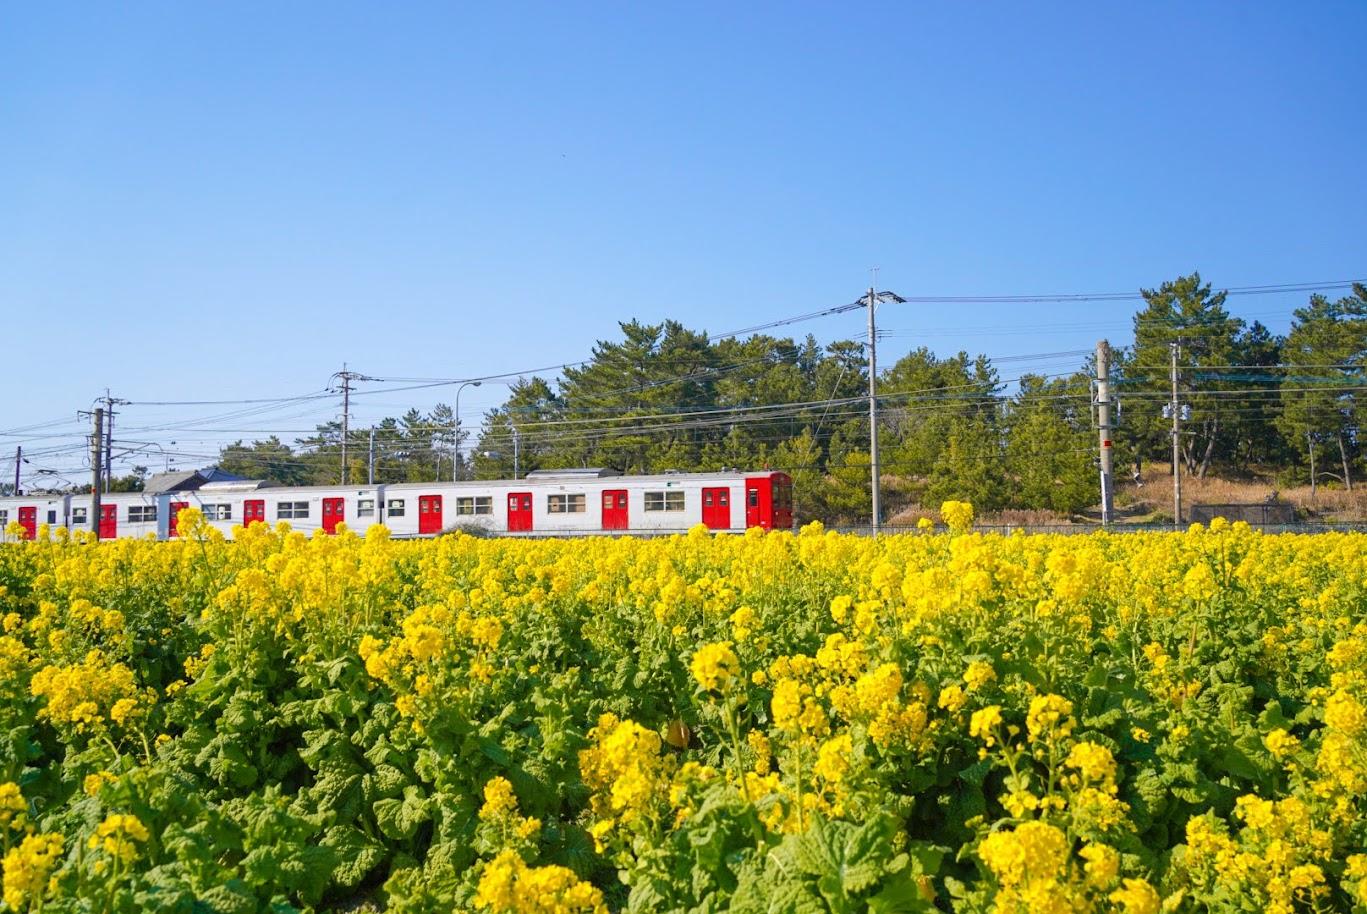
[{"xmin": 383, "ymin": 470, "xmax": 786, "ymax": 490}]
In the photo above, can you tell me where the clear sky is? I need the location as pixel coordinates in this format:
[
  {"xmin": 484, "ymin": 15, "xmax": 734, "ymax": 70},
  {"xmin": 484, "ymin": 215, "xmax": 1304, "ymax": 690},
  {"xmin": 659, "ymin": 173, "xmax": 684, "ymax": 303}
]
[{"xmin": 3, "ymin": 2, "xmax": 1365, "ymax": 483}]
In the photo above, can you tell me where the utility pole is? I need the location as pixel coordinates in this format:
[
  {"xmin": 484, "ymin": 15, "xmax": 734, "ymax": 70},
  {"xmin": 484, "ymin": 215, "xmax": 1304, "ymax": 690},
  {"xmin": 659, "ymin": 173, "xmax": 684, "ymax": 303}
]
[
  {"xmin": 860, "ymin": 284, "xmax": 906, "ymax": 536},
  {"xmin": 90, "ymin": 408, "xmax": 104, "ymax": 537},
  {"xmin": 1170, "ymin": 341, "xmax": 1182, "ymax": 528},
  {"xmin": 1096, "ymin": 341, "xmax": 1114, "ymax": 526},
  {"xmin": 331, "ymin": 365, "xmax": 374, "ymax": 486},
  {"xmin": 368, "ymin": 427, "xmax": 376, "ymax": 485},
  {"xmin": 13, "ymin": 446, "xmax": 20, "ymax": 496},
  {"xmin": 511, "ymin": 425, "xmax": 521, "ymax": 480},
  {"xmin": 101, "ymin": 390, "xmax": 129, "ymax": 493},
  {"xmin": 867, "ymin": 286, "xmax": 879, "ymax": 535}
]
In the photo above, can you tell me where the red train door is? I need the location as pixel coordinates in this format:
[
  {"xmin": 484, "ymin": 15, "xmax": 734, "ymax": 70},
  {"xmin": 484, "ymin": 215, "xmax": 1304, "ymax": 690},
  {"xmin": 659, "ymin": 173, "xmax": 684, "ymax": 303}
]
[
  {"xmin": 507, "ymin": 492, "xmax": 532, "ymax": 532},
  {"xmin": 243, "ymin": 499, "xmax": 266, "ymax": 528},
  {"xmin": 17, "ymin": 507, "xmax": 36, "ymax": 540},
  {"xmin": 322, "ymin": 497, "xmax": 344, "ymax": 534},
  {"xmin": 99, "ymin": 504, "xmax": 117, "ymax": 539},
  {"xmin": 168, "ymin": 501, "xmax": 189, "ymax": 538},
  {"xmin": 702, "ymin": 487, "xmax": 731, "ymax": 530},
  {"xmin": 418, "ymin": 495, "xmax": 443, "ymax": 534},
  {"xmin": 601, "ymin": 489, "xmax": 628, "ymax": 530},
  {"xmin": 744, "ymin": 478, "xmax": 769, "ymax": 529}
]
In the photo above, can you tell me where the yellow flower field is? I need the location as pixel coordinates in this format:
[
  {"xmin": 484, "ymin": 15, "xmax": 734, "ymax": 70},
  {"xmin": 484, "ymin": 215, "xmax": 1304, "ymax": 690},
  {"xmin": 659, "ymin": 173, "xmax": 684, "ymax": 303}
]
[{"xmin": 0, "ymin": 507, "xmax": 1365, "ymax": 913}]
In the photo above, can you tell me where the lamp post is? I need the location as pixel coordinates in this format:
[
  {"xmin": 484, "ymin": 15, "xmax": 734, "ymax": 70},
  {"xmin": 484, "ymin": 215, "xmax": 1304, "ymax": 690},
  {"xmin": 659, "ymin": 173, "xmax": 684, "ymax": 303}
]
[{"xmin": 453, "ymin": 381, "xmax": 481, "ymax": 481}]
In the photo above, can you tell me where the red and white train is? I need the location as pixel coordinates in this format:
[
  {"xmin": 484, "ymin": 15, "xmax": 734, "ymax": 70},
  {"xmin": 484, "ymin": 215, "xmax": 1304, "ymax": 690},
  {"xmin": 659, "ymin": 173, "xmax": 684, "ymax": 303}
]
[{"xmin": 0, "ymin": 468, "xmax": 793, "ymax": 541}]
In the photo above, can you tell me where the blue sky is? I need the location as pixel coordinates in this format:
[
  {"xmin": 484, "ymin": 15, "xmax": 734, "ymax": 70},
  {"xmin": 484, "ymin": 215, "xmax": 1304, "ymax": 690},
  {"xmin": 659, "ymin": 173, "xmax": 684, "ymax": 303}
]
[{"xmin": 2, "ymin": 2, "xmax": 1365, "ymax": 481}]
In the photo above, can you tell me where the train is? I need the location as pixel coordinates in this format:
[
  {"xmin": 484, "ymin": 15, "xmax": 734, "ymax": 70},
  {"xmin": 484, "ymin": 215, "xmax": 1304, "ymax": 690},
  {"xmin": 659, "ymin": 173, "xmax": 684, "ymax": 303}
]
[{"xmin": 0, "ymin": 467, "xmax": 794, "ymax": 541}]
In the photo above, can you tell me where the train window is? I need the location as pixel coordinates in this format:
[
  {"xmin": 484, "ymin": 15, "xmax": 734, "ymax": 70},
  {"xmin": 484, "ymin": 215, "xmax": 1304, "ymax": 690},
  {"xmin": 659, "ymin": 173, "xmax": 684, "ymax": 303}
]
[
  {"xmin": 644, "ymin": 491, "xmax": 685, "ymax": 512},
  {"xmin": 704, "ymin": 492, "xmax": 713, "ymax": 506},
  {"xmin": 203, "ymin": 504, "xmax": 233, "ymax": 521},
  {"xmin": 387, "ymin": 499, "xmax": 406, "ymax": 518},
  {"xmin": 603, "ymin": 493, "xmax": 615, "ymax": 509},
  {"xmin": 773, "ymin": 479, "xmax": 792, "ymax": 510},
  {"xmin": 748, "ymin": 489, "xmax": 759, "ymax": 507},
  {"xmin": 548, "ymin": 494, "xmax": 586, "ymax": 514},
  {"xmin": 277, "ymin": 501, "xmax": 310, "ymax": 519},
  {"xmin": 47, "ymin": 511, "xmax": 57, "ymax": 524},
  {"xmin": 457, "ymin": 496, "xmax": 492, "ymax": 516},
  {"xmin": 129, "ymin": 505, "xmax": 157, "ymax": 523},
  {"xmin": 71, "ymin": 507, "xmax": 88, "ymax": 525},
  {"xmin": 357, "ymin": 499, "xmax": 375, "ymax": 517}
]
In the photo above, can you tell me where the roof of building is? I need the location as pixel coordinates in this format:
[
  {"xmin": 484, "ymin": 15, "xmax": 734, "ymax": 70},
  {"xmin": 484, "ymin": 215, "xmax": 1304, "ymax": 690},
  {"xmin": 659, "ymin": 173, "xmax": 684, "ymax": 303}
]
[
  {"xmin": 199, "ymin": 466, "xmax": 248, "ymax": 483},
  {"xmin": 141, "ymin": 470, "xmax": 207, "ymax": 494}
]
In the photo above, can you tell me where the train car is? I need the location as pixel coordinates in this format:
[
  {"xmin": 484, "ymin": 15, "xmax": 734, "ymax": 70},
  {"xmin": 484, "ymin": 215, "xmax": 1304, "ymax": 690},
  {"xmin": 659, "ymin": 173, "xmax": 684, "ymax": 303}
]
[
  {"xmin": 0, "ymin": 469, "xmax": 793, "ymax": 542},
  {"xmin": 0, "ymin": 493, "xmax": 69, "ymax": 540}
]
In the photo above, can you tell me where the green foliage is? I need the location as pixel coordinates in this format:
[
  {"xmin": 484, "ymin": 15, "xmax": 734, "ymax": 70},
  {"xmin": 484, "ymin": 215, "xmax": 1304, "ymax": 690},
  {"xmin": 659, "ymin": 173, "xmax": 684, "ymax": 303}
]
[{"xmin": 203, "ymin": 276, "xmax": 1366, "ymax": 519}]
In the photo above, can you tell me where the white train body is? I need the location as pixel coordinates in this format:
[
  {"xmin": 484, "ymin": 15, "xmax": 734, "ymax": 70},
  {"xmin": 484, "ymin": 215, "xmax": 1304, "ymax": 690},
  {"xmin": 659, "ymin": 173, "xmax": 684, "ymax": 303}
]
[{"xmin": 0, "ymin": 469, "xmax": 793, "ymax": 541}]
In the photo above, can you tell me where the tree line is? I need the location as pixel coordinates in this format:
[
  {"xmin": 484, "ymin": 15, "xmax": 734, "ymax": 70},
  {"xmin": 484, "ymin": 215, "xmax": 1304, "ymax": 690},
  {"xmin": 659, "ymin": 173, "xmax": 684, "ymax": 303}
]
[{"xmin": 209, "ymin": 273, "xmax": 1365, "ymax": 523}]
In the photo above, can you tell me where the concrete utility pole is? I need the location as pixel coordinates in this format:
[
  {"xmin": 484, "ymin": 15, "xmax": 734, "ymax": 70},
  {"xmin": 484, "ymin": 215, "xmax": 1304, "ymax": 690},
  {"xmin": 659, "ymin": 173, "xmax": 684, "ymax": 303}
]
[
  {"xmin": 1096, "ymin": 341, "xmax": 1114, "ymax": 526},
  {"xmin": 90, "ymin": 408, "xmax": 104, "ymax": 537},
  {"xmin": 862, "ymin": 285, "xmax": 906, "ymax": 536},
  {"xmin": 332, "ymin": 365, "xmax": 375, "ymax": 486},
  {"xmin": 1170, "ymin": 341, "xmax": 1182, "ymax": 527},
  {"xmin": 13, "ymin": 446, "xmax": 20, "ymax": 496},
  {"xmin": 368, "ymin": 427, "xmax": 376, "ymax": 485},
  {"xmin": 101, "ymin": 390, "xmax": 129, "ymax": 493},
  {"xmin": 511, "ymin": 425, "xmax": 521, "ymax": 480}
]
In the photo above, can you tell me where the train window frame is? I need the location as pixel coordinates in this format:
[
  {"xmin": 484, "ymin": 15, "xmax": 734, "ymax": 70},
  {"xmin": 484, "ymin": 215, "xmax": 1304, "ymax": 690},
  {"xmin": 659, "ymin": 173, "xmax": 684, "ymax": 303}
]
[
  {"xmin": 203, "ymin": 504, "xmax": 233, "ymax": 521},
  {"xmin": 644, "ymin": 490, "xmax": 685, "ymax": 512},
  {"xmin": 277, "ymin": 501, "xmax": 310, "ymax": 520},
  {"xmin": 547, "ymin": 493, "xmax": 586, "ymax": 514},
  {"xmin": 456, "ymin": 496, "xmax": 493, "ymax": 516},
  {"xmin": 387, "ymin": 499, "xmax": 406, "ymax": 518},
  {"xmin": 71, "ymin": 507, "xmax": 88, "ymax": 525},
  {"xmin": 357, "ymin": 499, "xmax": 376, "ymax": 517},
  {"xmin": 0, "ymin": 510, "xmax": 7, "ymax": 525},
  {"xmin": 129, "ymin": 505, "xmax": 157, "ymax": 523},
  {"xmin": 47, "ymin": 510, "xmax": 57, "ymax": 524}
]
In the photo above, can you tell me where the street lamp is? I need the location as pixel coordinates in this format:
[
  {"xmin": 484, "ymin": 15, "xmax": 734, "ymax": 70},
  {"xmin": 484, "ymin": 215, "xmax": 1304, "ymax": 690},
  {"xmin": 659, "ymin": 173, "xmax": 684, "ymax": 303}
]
[{"xmin": 453, "ymin": 381, "xmax": 482, "ymax": 481}]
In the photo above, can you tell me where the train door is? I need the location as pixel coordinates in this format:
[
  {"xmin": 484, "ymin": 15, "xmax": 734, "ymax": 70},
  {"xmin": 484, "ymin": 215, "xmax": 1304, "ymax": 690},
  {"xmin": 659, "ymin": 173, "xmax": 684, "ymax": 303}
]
[
  {"xmin": 418, "ymin": 495, "xmax": 443, "ymax": 534},
  {"xmin": 507, "ymin": 492, "xmax": 533, "ymax": 532},
  {"xmin": 243, "ymin": 499, "xmax": 266, "ymax": 528},
  {"xmin": 772, "ymin": 473, "xmax": 793, "ymax": 529},
  {"xmin": 601, "ymin": 489, "xmax": 628, "ymax": 531},
  {"xmin": 322, "ymin": 497, "xmax": 344, "ymax": 534},
  {"xmin": 168, "ymin": 501, "xmax": 189, "ymax": 538},
  {"xmin": 17, "ymin": 507, "xmax": 36, "ymax": 540},
  {"xmin": 99, "ymin": 504, "xmax": 117, "ymax": 540},
  {"xmin": 702, "ymin": 487, "xmax": 731, "ymax": 530},
  {"xmin": 744, "ymin": 478, "xmax": 769, "ymax": 529}
]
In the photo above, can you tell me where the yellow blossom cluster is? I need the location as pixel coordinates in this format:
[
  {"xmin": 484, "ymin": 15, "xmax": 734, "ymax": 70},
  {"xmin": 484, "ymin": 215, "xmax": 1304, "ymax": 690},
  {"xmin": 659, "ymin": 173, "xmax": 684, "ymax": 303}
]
[
  {"xmin": 87, "ymin": 813, "xmax": 150, "ymax": 865},
  {"xmin": 475, "ymin": 849, "xmax": 607, "ymax": 914},
  {"xmin": 2, "ymin": 833, "xmax": 63, "ymax": 910},
  {"xmin": 29, "ymin": 650, "xmax": 145, "ymax": 736}
]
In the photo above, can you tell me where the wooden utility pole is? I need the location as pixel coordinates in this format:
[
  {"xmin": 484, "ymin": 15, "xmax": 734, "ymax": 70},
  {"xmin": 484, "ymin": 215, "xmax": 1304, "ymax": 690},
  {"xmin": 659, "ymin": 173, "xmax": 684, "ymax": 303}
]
[
  {"xmin": 91, "ymin": 408, "xmax": 104, "ymax": 538},
  {"xmin": 1096, "ymin": 341, "xmax": 1114, "ymax": 526}
]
